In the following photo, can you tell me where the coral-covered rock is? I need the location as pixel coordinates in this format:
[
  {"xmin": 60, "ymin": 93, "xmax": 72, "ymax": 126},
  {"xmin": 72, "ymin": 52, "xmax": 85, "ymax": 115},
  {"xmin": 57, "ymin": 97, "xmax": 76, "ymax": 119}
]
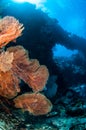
[
  {"xmin": 14, "ymin": 93, "xmax": 52, "ymax": 116},
  {"xmin": 0, "ymin": 16, "xmax": 24, "ymax": 48}
]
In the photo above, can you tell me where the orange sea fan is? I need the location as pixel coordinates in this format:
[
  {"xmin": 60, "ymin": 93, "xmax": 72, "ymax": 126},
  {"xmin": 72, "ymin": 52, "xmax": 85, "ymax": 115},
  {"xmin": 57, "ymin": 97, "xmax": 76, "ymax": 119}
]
[
  {"xmin": 27, "ymin": 65, "xmax": 49, "ymax": 91},
  {"xmin": 14, "ymin": 93, "xmax": 52, "ymax": 116},
  {"xmin": 0, "ymin": 15, "xmax": 52, "ymax": 116},
  {"xmin": 0, "ymin": 16, "xmax": 24, "ymax": 48},
  {"xmin": 0, "ymin": 51, "xmax": 14, "ymax": 72},
  {"xmin": 0, "ymin": 70, "xmax": 20, "ymax": 99},
  {"xmin": 7, "ymin": 45, "xmax": 49, "ymax": 92}
]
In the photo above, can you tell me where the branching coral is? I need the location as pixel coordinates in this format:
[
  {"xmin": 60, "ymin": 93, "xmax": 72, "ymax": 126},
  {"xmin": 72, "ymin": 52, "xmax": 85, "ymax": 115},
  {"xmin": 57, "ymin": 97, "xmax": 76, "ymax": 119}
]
[
  {"xmin": 0, "ymin": 16, "xmax": 24, "ymax": 48},
  {"xmin": 0, "ymin": 16, "xmax": 52, "ymax": 116}
]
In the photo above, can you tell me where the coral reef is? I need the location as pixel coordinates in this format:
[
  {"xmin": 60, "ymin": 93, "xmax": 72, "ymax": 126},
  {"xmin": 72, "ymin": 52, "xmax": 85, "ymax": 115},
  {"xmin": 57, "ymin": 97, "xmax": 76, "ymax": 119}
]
[
  {"xmin": 0, "ymin": 3, "xmax": 86, "ymax": 130},
  {"xmin": 0, "ymin": 16, "xmax": 52, "ymax": 116},
  {"xmin": 0, "ymin": 111, "xmax": 26, "ymax": 130}
]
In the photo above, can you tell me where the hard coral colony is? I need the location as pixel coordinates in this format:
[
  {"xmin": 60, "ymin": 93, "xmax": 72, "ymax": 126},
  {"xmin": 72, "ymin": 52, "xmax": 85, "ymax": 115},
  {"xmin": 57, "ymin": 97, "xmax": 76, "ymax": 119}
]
[{"xmin": 0, "ymin": 16, "xmax": 52, "ymax": 115}]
